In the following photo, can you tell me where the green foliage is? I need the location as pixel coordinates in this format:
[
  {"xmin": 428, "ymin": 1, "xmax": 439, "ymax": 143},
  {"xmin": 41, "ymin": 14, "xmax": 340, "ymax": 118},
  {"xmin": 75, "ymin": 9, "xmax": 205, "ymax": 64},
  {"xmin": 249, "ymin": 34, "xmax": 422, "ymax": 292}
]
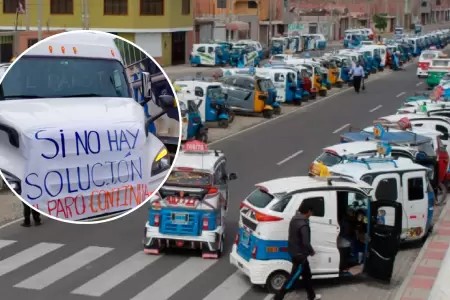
[{"xmin": 373, "ymin": 14, "xmax": 387, "ymax": 31}]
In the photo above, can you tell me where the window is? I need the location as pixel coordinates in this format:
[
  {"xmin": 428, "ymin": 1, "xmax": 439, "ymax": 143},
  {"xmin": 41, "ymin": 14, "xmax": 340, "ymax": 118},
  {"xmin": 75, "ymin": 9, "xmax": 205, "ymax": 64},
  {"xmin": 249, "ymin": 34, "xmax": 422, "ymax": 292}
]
[
  {"xmin": 27, "ymin": 39, "xmax": 38, "ymax": 48},
  {"xmin": 239, "ymin": 79, "xmax": 254, "ymax": 90},
  {"xmin": 167, "ymin": 171, "xmax": 211, "ymax": 186},
  {"xmin": 214, "ymin": 163, "xmax": 226, "ymax": 185},
  {"xmin": 246, "ymin": 188, "xmax": 274, "ymax": 208},
  {"xmin": 248, "ymin": 1, "xmax": 257, "ymax": 8},
  {"xmin": 300, "ymin": 197, "xmax": 325, "ymax": 217},
  {"xmin": 408, "ymin": 177, "xmax": 425, "ymax": 201},
  {"xmin": 197, "ymin": 46, "xmax": 205, "ymax": 53},
  {"xmin": 436, "ymin": 124, "xmax": 449, "ymax": 140},
  {"xmin": 208, "ymin": 47, "xmax": 214, "ymax": 54},
  {"xmin": 3, "ymin": 0, "xmax": 18, "ymax": 13},
  {"xmin": 194, "ymin": 86, "xmax": 203, "ymax": 97},
  {"xmin": 271, "ymin": 196, "xmax": 292, "ymax": 212},
  {"xmin": 182, "ymin": 0, "xmax": 190, "ymax": 14},
  {"xmin": 316, "ymin": 151, "xmax": 342, "ymax": 167},
  {"xmin": 50, "ymin": 0, "xmax": 73, "ymax": 14},
  {"xmin": 274, "ymin": 73, "xmax": 285, "ymax": 82},
  {"xmin": 140, "ymin": 0, "xmax": 164, "ymax": 15},
  {"xmin": 374, "ymin": 177, "xmax": 398, "ymax": 201},
  {"xmin": 361, "ymin": 174, "xmax": 374, "ymax": 185},
  {"xmin": 104, "ymin": 0, "xmax": 128, "ymax": 15}
]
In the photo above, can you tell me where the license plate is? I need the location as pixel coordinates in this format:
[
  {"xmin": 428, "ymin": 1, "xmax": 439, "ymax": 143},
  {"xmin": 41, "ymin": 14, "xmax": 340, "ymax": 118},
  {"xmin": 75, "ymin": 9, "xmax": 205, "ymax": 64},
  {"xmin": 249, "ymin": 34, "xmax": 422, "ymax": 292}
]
[
  {"xmin": 241, "ymin": 231, "xmax": 250, "ymax": 246},
  {"xmin": 172, "ymin": 213, "xmax": 189, "ymax": 224}
]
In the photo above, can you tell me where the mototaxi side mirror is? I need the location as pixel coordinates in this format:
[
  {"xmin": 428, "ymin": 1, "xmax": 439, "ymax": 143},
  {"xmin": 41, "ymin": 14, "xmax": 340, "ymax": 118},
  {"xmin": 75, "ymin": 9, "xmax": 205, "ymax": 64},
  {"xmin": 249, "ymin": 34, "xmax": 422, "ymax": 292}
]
[
  {"xmin": 1, "ymin": 170, "xmax": 21, "ymax": 194},
  {"xmin": 228, "ymin": 173, "xmax": 238, "ymax": 180},
  {"xmin": 139, "ymin": 71, "xmax": 152, "ymax": 105},
  {"xmin": 145, "ymin": 95, "xmax": 177, "ymax": 129}
]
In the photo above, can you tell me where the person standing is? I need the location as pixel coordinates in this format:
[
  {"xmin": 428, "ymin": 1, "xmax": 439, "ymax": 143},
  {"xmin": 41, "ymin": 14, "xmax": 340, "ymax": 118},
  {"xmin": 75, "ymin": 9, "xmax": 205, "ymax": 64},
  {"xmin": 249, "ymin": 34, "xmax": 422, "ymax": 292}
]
[
  {"xmin": 349, "ymin": 61, "xmax": 365, "ymax": 93},
  {"xmin": 21, "ymin": 202, "xmax": 41, "ymax": 227},
  {"xmin": 274, "ymin": 202, "xmax": 321, "ymax": 300}
]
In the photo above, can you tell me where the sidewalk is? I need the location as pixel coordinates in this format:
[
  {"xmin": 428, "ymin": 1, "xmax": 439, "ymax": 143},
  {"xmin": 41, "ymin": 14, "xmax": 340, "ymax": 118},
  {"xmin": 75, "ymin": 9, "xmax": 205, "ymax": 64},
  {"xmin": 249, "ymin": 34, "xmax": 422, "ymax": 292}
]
[{"xmin": 393, "ymin": 199, "xmax": 450, "ymax": 300}]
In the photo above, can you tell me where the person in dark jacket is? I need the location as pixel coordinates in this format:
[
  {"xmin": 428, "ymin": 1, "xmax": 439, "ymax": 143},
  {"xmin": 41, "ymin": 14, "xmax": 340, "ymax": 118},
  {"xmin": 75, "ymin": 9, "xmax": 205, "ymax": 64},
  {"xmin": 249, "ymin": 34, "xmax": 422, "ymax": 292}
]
[
  {"xmin": 274, "ymin": 202, "xmax": 321, "ymax": 300},
  {"xmin": 21, "ymin": 202, "xmax": 41, "ymax": 227}
]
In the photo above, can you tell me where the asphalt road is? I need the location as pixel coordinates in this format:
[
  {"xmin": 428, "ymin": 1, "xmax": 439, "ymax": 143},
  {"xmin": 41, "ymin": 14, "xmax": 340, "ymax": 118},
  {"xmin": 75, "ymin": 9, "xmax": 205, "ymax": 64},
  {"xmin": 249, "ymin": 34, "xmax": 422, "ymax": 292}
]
[{"xmin": 0, "ymin": 55, "xmax": 445, "ymax": 300}]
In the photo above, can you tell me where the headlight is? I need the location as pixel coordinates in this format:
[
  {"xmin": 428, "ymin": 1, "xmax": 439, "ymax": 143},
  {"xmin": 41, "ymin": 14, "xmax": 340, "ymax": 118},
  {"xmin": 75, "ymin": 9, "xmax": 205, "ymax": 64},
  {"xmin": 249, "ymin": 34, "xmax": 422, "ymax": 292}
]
[
  {"xmin": 151, "ymin": 147, "xmax": 170, "ymax": 176},
  {"xmin": 0, "ymin": 169, "xmax": 21, "ymax": 194}
]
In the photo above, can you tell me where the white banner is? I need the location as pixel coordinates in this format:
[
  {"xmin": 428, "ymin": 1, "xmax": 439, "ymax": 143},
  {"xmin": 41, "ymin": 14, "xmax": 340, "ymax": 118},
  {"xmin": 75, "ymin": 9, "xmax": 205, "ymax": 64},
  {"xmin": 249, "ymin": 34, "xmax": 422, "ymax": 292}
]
[{"xmin": 21, "ymin": 121, "xmax": 152, "ymax": 221}]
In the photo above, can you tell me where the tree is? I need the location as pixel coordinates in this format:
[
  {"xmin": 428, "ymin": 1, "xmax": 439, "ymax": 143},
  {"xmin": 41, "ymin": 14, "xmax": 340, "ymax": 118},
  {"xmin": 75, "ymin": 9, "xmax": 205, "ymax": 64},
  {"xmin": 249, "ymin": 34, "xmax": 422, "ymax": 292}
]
[{"xmin": 373, "ymin": 14, "xmax": 387, "ymax": 31}]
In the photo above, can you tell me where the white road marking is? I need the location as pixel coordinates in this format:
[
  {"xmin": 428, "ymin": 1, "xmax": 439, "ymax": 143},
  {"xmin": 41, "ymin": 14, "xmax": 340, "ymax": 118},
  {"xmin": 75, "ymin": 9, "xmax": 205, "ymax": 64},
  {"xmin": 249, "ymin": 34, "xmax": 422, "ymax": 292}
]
[
  {"xmin": 369, "ymin": 105, "xmax": 382, "ymax": 112},
  {"xmin": 277, "ymin": 150, "xmax": 304, "ymax": 166},
  {"xmin": 15, "ymin": 246, "xmax": 113, "ymax": 290},
  {"xmin": 202, "ymin": 271, "xmax": 252, "ymax": 300},
  {"xmin": 416, "ymin": 82, "xmax": 423, "ymax": 86},
  {"xmin": 332, "ymin": 123, "xmax": 350, "ymax": 134},
  {"xmin": 263, "ymin": 295, "xmax": 275, "ymax": 300},
  {"xmin": 130, "ymin": 257, "xmax": 218, "ymax": 300},
  {"xmin": 71, "ymin": 252, "xmax": 163, "ymax": 297},
  {"xmin": 0, "ymin": 239, "xmax": 16, "ymax": 251},
  {"xmin": 0, "ymin": 242, "xmax": 63, "ymax": 277},
  {"xmin": 0, "ymin": 218, "xmax": 24, "ymax": 230},
  {"xmin": 396, "ymin": 92, "xmax": 406, "ymax": 97}
]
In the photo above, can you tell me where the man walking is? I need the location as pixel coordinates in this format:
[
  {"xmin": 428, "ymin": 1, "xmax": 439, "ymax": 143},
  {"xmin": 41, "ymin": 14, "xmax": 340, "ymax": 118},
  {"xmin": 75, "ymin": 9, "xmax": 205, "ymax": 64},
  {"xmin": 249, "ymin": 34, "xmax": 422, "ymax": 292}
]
[
  {"xmin": 349, "ymin": 61, "xmax": 365, "ymax": 93},
  {"xmin": 21, "ymin": 203, "xmax": 41, "ymax": 227},
  {"xmin": 274, "ymin": 202, "xmax": 321, "ymax": 300}
]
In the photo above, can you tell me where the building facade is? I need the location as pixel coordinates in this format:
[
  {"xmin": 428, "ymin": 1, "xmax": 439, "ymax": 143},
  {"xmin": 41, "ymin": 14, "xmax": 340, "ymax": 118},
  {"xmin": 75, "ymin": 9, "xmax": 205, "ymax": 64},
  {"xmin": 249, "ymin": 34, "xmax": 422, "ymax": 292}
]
[{"xmin": 0, "ymin": 0, "xmax": 194, "ymax": 66}]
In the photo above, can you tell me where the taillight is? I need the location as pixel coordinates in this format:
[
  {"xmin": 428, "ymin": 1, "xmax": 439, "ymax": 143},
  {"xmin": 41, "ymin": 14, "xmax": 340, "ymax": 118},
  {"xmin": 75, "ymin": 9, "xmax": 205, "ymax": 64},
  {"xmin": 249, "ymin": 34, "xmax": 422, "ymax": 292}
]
[
  {"xmin": 153, "ymin": 213, "xmax": 160, "ymax": 226},
  {"xmin": 255, "ymin": 211, "xmax": 283, "ymax": 222},
  {"xmin": 309, "ymin": 162, "xmax": 314, "ymax": 172},
  {"xmin": 419, "ymin": 62, "xmax": 429, "ymax": 70},
  {"xmin": 235, "ymin": 232, "xmax": 240, "ymax": 245},
  {"xmin": 240, "ymin": 202, "xmax": 246, "ymax": 209},
  {"xmin": 207, "ymin": 187, "xmax": 219, "ymax": 194},
  {"xmin": 252, "ymin": 245, "xmax": 257, "ymax": 259},
  {"xmin": 202, "ymin": 217, "xmax": 209, "ymax": 230}
]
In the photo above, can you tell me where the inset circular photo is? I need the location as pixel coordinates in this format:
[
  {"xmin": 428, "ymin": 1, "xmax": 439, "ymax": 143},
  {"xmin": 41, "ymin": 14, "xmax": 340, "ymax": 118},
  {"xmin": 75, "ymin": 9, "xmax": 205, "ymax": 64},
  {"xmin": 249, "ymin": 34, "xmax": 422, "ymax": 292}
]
[{"xmin": 0, "ymin": 30, "xmax": 181, "ymax": 224}]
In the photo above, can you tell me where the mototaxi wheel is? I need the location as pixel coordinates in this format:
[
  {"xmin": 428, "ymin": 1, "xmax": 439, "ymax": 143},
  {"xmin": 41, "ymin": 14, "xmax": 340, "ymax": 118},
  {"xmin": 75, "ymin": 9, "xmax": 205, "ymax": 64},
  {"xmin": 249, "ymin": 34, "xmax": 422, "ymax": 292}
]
[
  {"xmin": 336, "ymin": 82, "xmax": 343, "ymax": 88},
  {"xmin": 318, "ymin": 89, "xmax": 327, "ymax": 97},
  {"xmin": 218, "ymin": 119, "xmax": 229, "ymax": 128},
  {"xmin": 262, "ymin": 109, "xmax": 274, "ymax": 119},
  {"xmin": 273, "ymin": 106, "xmax": 283, "ymax": 114},
  {"xmin": 310, "ymin": 92, "xmax": 317, "ymax": 100},
  {"xmin": 266, "ymin": 270, "xmax": 290, "ymax": 294}
]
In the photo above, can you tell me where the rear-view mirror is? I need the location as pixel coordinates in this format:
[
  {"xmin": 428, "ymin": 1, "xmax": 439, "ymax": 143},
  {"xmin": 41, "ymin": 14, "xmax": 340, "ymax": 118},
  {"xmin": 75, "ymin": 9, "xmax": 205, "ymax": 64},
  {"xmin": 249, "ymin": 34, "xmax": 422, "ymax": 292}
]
[{"xmin": 159, "ymin": 95, "xmax": 176, "ymax": 109}]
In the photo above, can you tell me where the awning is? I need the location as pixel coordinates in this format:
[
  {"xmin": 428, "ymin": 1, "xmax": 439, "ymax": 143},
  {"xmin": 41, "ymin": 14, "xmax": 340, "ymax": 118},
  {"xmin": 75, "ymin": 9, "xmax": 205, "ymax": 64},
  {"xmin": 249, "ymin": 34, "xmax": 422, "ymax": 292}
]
[{"xmin": 225, "ymin": 21, "xmax": 250, "ymax": 31}]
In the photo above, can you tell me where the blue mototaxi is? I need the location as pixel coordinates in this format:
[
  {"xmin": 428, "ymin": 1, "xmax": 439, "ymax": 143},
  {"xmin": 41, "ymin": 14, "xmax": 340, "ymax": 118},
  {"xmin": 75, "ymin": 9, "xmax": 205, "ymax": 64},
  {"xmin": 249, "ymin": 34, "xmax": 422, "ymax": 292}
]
[
  {"xmin": 287, "ymin": 37, "xmax": 300, "ymax": 53},
  {"xmin": 271, "ymin": 37, "xmax": 285, "ymax": 55},
  {"xmin": 302, "ymin": 35, "xmax": 315, "ymax": 51},
  {"xmin": 175, "ymin": 91, "xmax": 208, "ymax": 143},
  {"xmin": 335, "ymin": 57, "xmax": 353, "ymax": 84},
  {"xmin": 359, "ymin": 51, "xmax": 375, "ymax": 74},
  {"xmin": 344, "ymin": 34, "xmax": 362, "ymax": 49},
  {"xmin": 215, "ymin": 41, "xmax": 232, "ymax": 64},
  {"xmin": 373, "ymin": 49, "xmax": 383, "ymax": 71},
  {"xmin": 230, "ymin": 48, "xmax": 245, "ymax": 67},
  {"xmin": 407, "ymin": 38, "xmax": 421, "ymax": 56}
]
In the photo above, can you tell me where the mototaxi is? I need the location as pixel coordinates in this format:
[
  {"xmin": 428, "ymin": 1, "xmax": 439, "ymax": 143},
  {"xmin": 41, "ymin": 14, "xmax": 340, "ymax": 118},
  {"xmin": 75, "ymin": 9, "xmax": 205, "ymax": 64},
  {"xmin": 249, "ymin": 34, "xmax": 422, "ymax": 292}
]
[
  {"xmin": 144, "ymin": 140, "xmax": 237, "ymax": 258},
  {"xmin": 173, "ymin": 79, "xmax": 233, "ymax": 128},
  {"xmin": 220, "ymin": 72, "xmax": 281, "ymax": 117},
  {"xmin": 287, "ymin": 36, "xmax": 302, "ymax": 53},
  {"xmin": 320, "ymin": 56, "xmax": 344, "ymax": 87},
  {"xmin": 344, "ymin": 33, "xmax": 363, "ymax": 49},
  {"xmin": 261, "ymin": 65, "xmax": 308, "ymax": 105},
  {"xmin": 326, "ymin": 153, "xmax": 434, "ymax": 243},
  {"xmin": 174, "ymin": 86, "xmax": 208, "ymax": 142},
  {"xmin": 407, "ymin": 37, "xmax": 422, "ymax": 56},
  {"xmin": 297, "ymin": 60, "xmax": 328, "ymax": 97},
  {"xmin": 190, "ymin": 43, "xmax": 228, "ymax": 67},
  {"xmin": 230, "ymin": 45, "xmax": 260, "ymax": 68},
  {"xmin": 426, "ymin": 57, "xmax": 450, "ymax": 89},
  {"xmin": 237, "ymin": 40, "xmax": 264, "ymax": 58},
  {"xmin": 271, "ymin": 37, "xmax": 287, "ymax": 55},
  {"xmin": 230, "ymin": 175, "xmax": 403, "ymax": 293},
  {"xmin": 333, "ymin": 56, "xmax": 354, "ymax": 84}
]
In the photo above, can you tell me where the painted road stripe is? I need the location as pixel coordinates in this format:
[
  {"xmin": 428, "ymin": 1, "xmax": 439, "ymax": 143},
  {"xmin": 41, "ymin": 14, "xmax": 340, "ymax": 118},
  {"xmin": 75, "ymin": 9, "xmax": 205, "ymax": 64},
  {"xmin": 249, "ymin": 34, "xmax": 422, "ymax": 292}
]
[
  {"xmin": 277, "ymin": 150, "xmax": 303, "ymax": 166},
  {"xmin": 417, "ymin": 82, "xmax": 423, "ymax": 86},
  {"xmin": 202, "ymin": 271, "xmax": 252, "ymax": 300},
  {"xmin": 332, "ymin": 123, "xmax": 350, "ymax": 134},
  {"xmin": 0, "ymin": 242, "xmax": 63, "ymax": 277},
  {"xmin": 369, "ymin": 105, "xmax": 382, "ymax": 112},
  {"xmin": 396, "ymin": 92, "xmax": 406, "ymax": 97},
  {"xmin": 263, "ymin": 295, "xmax": 275, "ymax": 300},
  {"xmin": 14, "ymin": 246, "xmax": 113, "ymax": 290},
  {"xmin": 130, "ymin": 257, "xmax": 218, "ymax": 300},
  {"xmin": 0, "ymin": 239, "xmax": 16, "ymax": 251},
  {"xmin": 71, "ymin": 252, "xmax": 163, "ymax": 297}
]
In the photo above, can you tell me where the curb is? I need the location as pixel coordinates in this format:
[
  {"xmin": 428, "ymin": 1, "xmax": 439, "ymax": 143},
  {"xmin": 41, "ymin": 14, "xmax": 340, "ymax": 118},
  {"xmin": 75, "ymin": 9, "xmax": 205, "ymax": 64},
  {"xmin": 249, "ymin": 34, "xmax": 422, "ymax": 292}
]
[{"xmin": 393, "ymin": 199, "xmax": 450, "ymax": 300}]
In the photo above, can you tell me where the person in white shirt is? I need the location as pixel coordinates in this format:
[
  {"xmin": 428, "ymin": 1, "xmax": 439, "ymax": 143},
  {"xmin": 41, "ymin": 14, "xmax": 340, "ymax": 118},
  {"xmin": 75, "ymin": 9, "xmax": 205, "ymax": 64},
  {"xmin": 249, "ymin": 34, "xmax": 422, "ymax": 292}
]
[{"xmin": 349, "ymin": 62, "xmax": 365, "ymax": 93}]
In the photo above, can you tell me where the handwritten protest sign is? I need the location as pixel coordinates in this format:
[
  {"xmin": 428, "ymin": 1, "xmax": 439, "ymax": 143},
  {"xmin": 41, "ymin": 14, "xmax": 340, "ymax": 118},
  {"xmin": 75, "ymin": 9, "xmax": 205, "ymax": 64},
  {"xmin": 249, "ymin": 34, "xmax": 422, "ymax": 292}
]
[{"xmin": 22, "ymin": 121, "xmax": 152, "ymax": 221}]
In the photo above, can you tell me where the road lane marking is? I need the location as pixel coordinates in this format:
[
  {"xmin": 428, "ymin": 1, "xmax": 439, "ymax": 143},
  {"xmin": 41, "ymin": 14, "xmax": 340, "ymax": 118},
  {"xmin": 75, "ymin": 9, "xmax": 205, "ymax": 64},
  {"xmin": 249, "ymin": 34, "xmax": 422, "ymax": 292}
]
[
  {"xmin": 263, "ymin": 295, "xmax": 275, "ymax": 300},
  {"xmin": 0, "ymin": 218, "xmax": 24, "ymax": 230},
  {"xmin": 130, "ymin": 257, "xmax": 218, "ymax": 300},
  {"xmin": 369, "ymin": 105, "xmax": 382, "ymax": 112},
  {"xmin": 333, "ymin": 124, "xmax": 350, "ymax": 134},
  {"xmin": 416, "ymin": 82, "xmax": 423, "ymax": 86},
  {"xmin": 0, "ymin": 239, "xmax": 16, "ymax": 251},
  {"xmin": 396, "ymin": 92, "xmax": 406, "ymax": 97},
  {"xmin": 277, "ymin": 150, "xmax": 304, "ymax": 166},
  {"xmin": 0, "ymin": 242, "xmax": 63, "ymax": 277},
  {"xmin": 71, "ymin": 252, "xmax": 163, "ymax": 297},
  {"xmin": 202, "ymin": 270, "xmax": 252, "ymax": 300},
  {"xmin": 207, "ymin": 69, "xmax": 400, "ymax": 147},
  {"xmin": 14, "ymin": 246, "xmax": 113, "ymax": 290}
]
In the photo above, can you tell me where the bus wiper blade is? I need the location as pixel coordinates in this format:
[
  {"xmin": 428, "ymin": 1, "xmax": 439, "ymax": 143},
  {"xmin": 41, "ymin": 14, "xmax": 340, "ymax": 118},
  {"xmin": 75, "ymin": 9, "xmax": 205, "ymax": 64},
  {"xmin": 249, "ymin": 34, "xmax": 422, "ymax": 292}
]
[{"xmin": 60, "ymin": 93, "xmax": 103, "ymax": 98}]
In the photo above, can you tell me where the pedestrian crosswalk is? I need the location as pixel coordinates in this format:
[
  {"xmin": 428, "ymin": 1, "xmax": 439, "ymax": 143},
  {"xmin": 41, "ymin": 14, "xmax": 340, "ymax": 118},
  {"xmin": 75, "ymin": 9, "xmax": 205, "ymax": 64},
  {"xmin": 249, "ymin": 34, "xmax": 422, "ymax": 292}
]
[{"xmin": 0, "ymin": 239, "xmax": 273, "ymax": 300}]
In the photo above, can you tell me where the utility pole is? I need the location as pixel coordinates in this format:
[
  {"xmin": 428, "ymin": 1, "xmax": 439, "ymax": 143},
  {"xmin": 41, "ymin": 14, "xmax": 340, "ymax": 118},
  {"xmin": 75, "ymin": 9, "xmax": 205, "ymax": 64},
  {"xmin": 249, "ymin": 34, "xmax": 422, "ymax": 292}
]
[
  {"xmin": 37, "ymin": 0, "xmax": 43, "ymax": 41},
  {"xmin": 268, "ymin": 0, "xmax": 272, "ymax": 42},
  {"xmin": 85, "ymin": 0, "xmax": 90, "ymax": 29}
]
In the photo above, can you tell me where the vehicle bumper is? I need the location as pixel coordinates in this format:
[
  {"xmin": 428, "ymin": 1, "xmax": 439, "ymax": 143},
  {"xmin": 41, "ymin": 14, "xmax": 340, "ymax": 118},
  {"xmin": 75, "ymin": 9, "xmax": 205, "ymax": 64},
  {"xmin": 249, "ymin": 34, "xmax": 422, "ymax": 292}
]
[
  {"xmin": 417, "ymin": 68, "xmax": 428, "ymax": 76},
  {"xmin": 144, "ymin": 222, "xmax": 223, "ymax": 252},
  {"xmin": 229, "ymin": 245, "xmax": 291, "ymax": 285}
]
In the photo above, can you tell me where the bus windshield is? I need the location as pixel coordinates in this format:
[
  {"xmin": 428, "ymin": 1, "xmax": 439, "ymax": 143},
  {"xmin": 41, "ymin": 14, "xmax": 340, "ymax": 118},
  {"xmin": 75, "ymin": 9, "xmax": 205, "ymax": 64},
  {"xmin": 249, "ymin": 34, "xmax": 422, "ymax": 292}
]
[{"xmin": 1, "ymin": 56, "xmax": 132, "ymax": 100}]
